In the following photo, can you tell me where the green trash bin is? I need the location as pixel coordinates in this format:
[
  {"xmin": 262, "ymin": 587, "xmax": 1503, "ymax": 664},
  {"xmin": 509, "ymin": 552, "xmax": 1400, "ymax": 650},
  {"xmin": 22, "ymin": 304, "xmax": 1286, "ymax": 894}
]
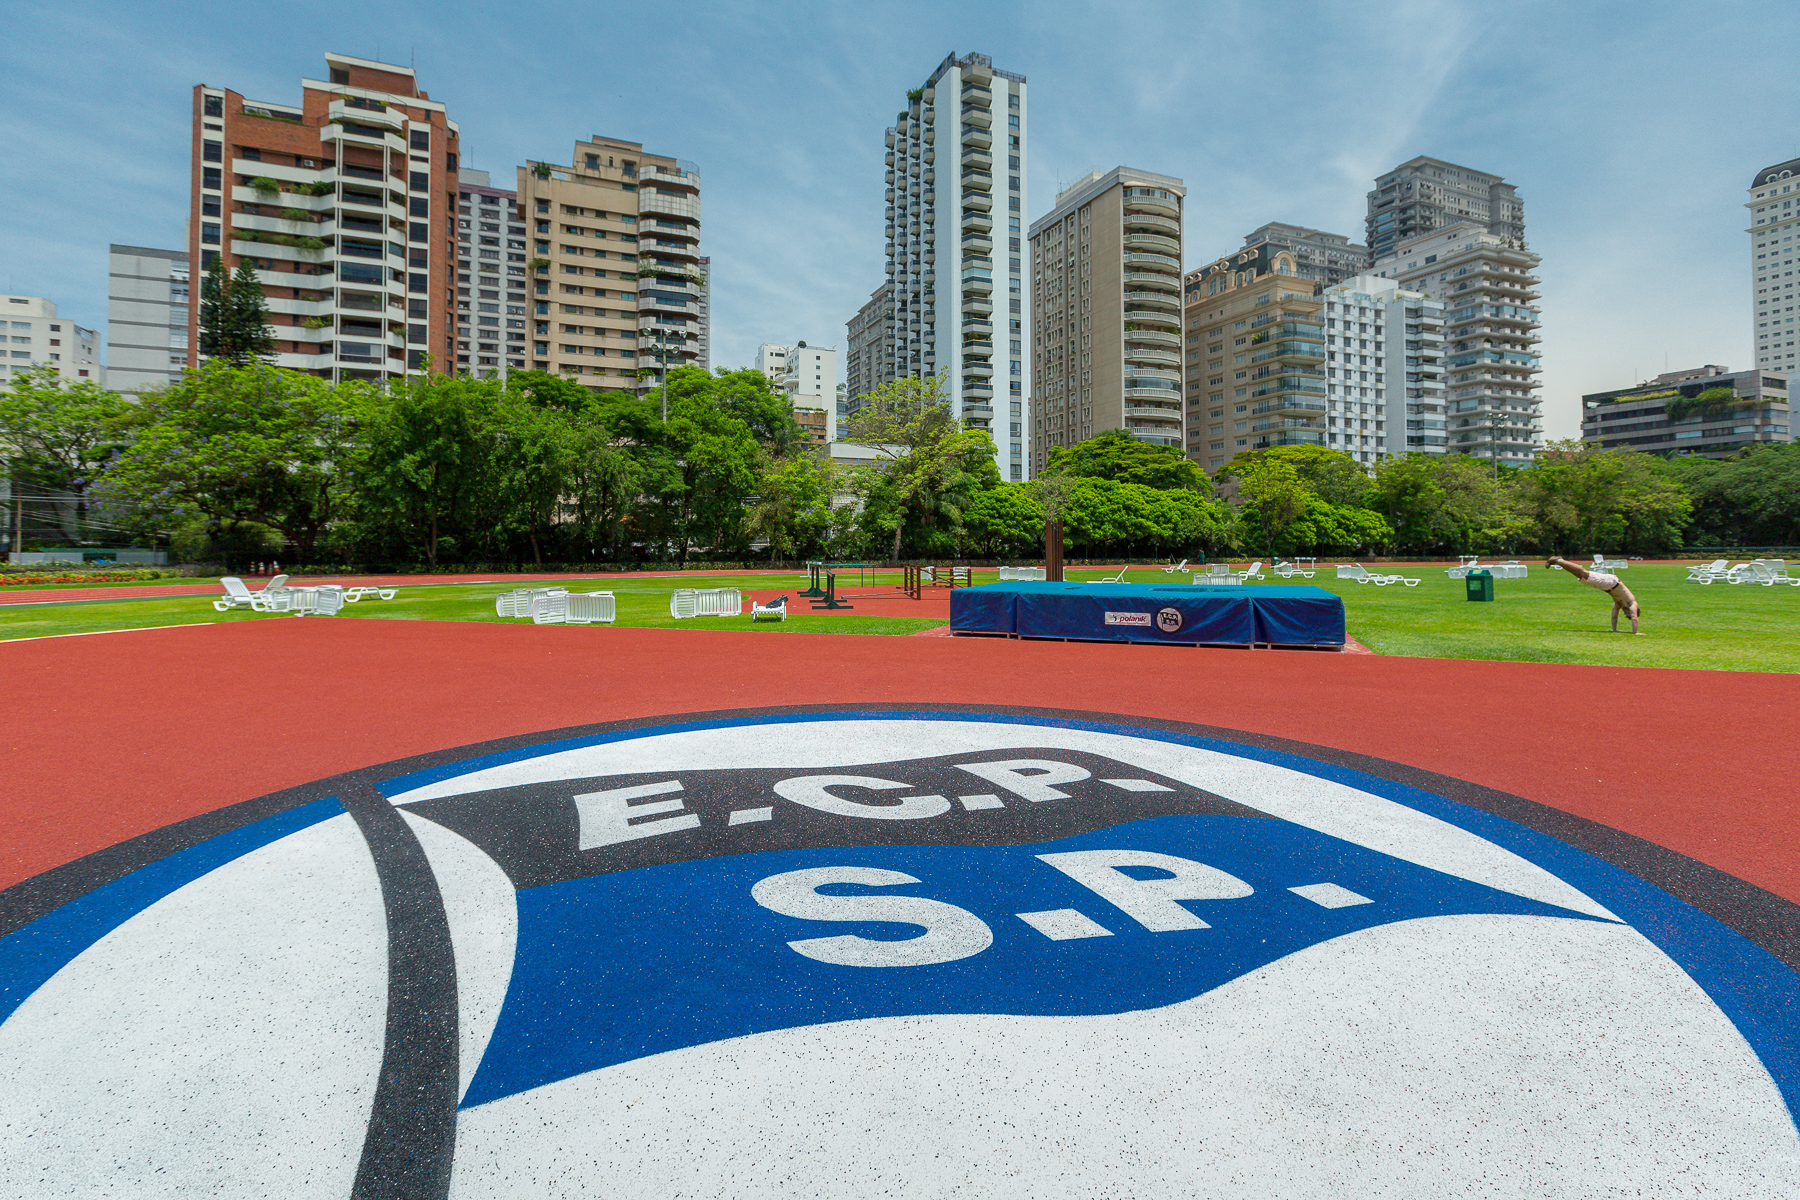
[{"xmin": 1465, "ymin": 569, "xmax": 1494, "ymax": 602}]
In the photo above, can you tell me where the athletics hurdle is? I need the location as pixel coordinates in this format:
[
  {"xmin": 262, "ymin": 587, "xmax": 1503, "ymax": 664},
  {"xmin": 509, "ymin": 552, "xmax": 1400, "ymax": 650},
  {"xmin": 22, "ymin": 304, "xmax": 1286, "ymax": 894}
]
[{"xmin": 808, "ymin": 570, "xmax": 856, "ymax": 610}]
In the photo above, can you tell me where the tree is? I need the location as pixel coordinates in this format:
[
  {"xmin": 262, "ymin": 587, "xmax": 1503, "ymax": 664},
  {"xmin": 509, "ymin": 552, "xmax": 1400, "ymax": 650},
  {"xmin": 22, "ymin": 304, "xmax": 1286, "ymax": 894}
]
[
  {"xmin": 1513, "ymin": 441, "xmax": 1691, "ymax": 553},
  {"xmin": 198, "ymin": 255, "xmax": 275, "ymax": 365},
  {"xmin": 744, "ymin": 454, "xmax": 836, "ymax": 560},
  {"xmin": 1231, "ymin": 456, "xmax": 1310, "ymax": 559},
  {"xmin": 1663, "ymin": 443, "xmax": 1800, "ymax": 546},
  {"xmin": 1219, "ymin": 445, "xmax": 1369, "ymax": 506},
  {"xmin": 841, "ymin": 372, "xmax": 998, "ymax": 559},
  {"xmin": 355, "ymin": 371, "xmax": 504, "ymax": 565},
  {"xmin": 963, "ymin": 483, "xmax": 1044, "ymax": 557},
  {"xmin": 94, "ymin": 360, "xmax": 356, "ymax": 562},
  {"xmin": 1367, "ymin": 452, "xmax": 1524, "ymax": 554},
  {"xmin": 1048, "ymin": 427, "xmax": 1212, "ymax": 494},
  {"xmin": 0, "ymin": 366, "xmax": 132, "ymax": 543}
]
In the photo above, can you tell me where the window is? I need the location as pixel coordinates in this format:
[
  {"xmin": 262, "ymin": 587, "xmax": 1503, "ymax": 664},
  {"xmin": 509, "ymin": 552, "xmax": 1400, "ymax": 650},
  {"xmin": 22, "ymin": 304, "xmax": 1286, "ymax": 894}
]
[
  {"xmin": 201, "ymin": 223, "xmax": 220, "ymax": 245},
  {"xmin": 202, "ymin": 140, "xmax": 222, "ymax": 162},
  {"xmin": 410, "ymin": 198, "xmax": 430, "ymax": 217},
  {"xmin": 410, "ymin": 171, "xmax": 429, "ymax": 191},
  {"xmin": 410, "ymin": 129, "xmax": 430, "ymax": 150}
]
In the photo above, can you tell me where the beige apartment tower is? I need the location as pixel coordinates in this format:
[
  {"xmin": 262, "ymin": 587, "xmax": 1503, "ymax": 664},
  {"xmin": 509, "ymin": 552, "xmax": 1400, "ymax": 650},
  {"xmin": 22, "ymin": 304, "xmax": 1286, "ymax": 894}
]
[
  {"xmin": 518, "ymin": 137, "xmax": 702, "ymax": 394},
  {"xmin": 1184, "ymin": 243, "xmax": 1328, "ymax": 470},
  {"xmin": 1028, "ymin": 168, "xmax": 1184, "ymax": 474}
]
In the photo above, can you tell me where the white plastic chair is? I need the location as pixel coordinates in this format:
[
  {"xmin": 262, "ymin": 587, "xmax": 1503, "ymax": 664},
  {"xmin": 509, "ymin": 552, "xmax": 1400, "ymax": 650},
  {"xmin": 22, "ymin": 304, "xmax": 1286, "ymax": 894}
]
[
  {"xmin": 1234, "ymin": 561, "xmax": 1265, "ymax": 581},
  {"xmin": 343, "ymin": 585, "xmax": 398, "ymax": 602},
  {"xmin": 751, "ymin": 596, "xmax": 788, "ymax": 622},
  {"xmin": 530, "ymin": 592, "xmax": 570, "ymax": 623},
  {"xmin": 1195, "ymin": 573, "xmax": 1243, "ymax": 586},
  {"xmin": 1096, "ymin": 566, "xmax": 1130, "ymax": 583},
  {"xmin": 1162, "ymin": 559, "xmax": 1189, "ymax": 574},
  {"xmin": 1685, "ymin": 559, "xmax": 1729, "ymax": 584},
  {"xmin": 670, "ymin": 589, "xmax": 699, "ymax": 618},
  {"xmin": 565, "ymin": 592, "xmax": 615, "ymax": 624}
]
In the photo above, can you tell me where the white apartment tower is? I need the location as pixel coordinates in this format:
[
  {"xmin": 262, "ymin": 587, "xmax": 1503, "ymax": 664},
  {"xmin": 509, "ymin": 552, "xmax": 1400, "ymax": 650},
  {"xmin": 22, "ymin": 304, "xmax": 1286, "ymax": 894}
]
[
  {"xmin": 454, "ymin": 168, "xmax": 527, "ymax": 379},
  {"xmin": 1373, "ymin": 222, "xmax": 1542, "ymax": 466},
  {"xmin": 1319, "ymin": 274, "xmax": 1445, "ymax": 461},
  {"xmin": 1749, "ymin": 157, "xmax": 1800, "ymax": 370},
  {"xmin": 883, "ymin": 52, "xmax": 1028, "ymax": 480},
  {"xmin": 757, "ymin": 342, "xmax": 838, "ymax": 441},
  {"xmin": 106, "ymin": 246, "xmax": 190, "ymax": 396},
  {"xmin": 1, "ymin": 296, "xmax": 101, "ymax": 390}
]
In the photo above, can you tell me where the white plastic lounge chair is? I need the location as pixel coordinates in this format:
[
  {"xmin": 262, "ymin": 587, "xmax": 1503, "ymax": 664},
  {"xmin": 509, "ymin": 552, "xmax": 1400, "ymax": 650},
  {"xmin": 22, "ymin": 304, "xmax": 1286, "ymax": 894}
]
[
  {"xmin": 1194, "ymin": 573, "xmax": 1243, "ymax": 586},
  {"xmin": 565, "ymin": 592, "xmax": 616, "ymax": 624},
  {"xmin": 751, "ymin": 595, "xmax": 788, "ymax": 622},
  {"xmin": 1728, "ymin": 562, "xmax": 1780, "ymax": 586},
  {"xmin": 342, "ymin": 585, "xmax": 398, "ymax": 602},
  {"xmin": 1233, "ymin": 561, "xmax": 1265, "ymax": 581},
  {"xmin": 214, "ymin": 575, "xmax": 291, "ymax": 612},
  {"xmin": 1446, "ymin": 560, "xmax": 1479, "ymax": 579},
  {"xmin": 1162, "ymin": 559, "xmax": 1189, "ymax": 574},
  {"xmin": 1753, "ymin": 558, "xmax": 1791, "ymax": 582},
  {"xmin": 1685, "ymin": 560, "xmax": 1729, "ymax": 584},
  {"xmin": 1271, "ymin": 561, "xmax": 1315, "ymax": 579},
  {"xmin": 1340, "ymin": 563, "xmax": 1420, "ymax": 587},
  {"xmin": 530, "ymin": 592, "xmax": 570, "ymax": 624},
  {"xmin": 1096, "ymin": 566, "xmax": 1130, "ymax": 583}
]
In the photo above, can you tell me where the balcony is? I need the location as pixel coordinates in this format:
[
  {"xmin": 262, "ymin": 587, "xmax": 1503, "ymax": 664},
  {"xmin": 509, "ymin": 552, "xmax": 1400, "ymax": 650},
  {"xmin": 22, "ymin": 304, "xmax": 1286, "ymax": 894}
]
[
  {"xmin": 961, "ymin": 147, "xmax": 993, "ymax": 170},
  {"xmin": 1122, "ymin": 327, "xmax": 1179, "ymax": 348},
  {"xmin": 961, "ymin": 209, "xmax": 994, "ymax": 233},
  {"xmin": 327, "ymin": 98, "xmax": 403, "ymax": 130},
  {"xmin": 1123, "ymin": 193, "xmax": 1179, "ymax": 219},
  {"xmin": 321, "ymin": 122, "xmax": 406, "ymax": 154},
  {"xmin": 961, "ymin": 82, "xmax": 993, "ymax": 104},
  {"xmin": 1124, "ymin": 347, "xmax": 1180, "ymax": 368},
  {"xmin": 962, "ymin": 272, "xmax": 994, "ymax": 295},
  {"xmin": 1122, "ymin": 272, "xmax": 1180, "ymax": 291},
  {"xmin": 640, "ymin": 191, "xmax": 702, "ymax": 224},
  {"xmin": 1124, "ymin": 406, "xmax": 1182, "ymax": 423},
  {"xmin": 962, "ymin": 191, "xmax": 993, "ymax": 213},
  {"xmin": 961, "ymin": 126, "xmax": 992, "ymax": 150},
  {"xmin": 1123, "ymin": 252, "xmax": 1180, "ymax": 272},
  {"xmin": 1122, "ymin": 231, "xmax": 1179, "ymax": 255},
  {"xmin": 961, "ymin": 168, "xmax": 993, "ymax": 191},
  {"xmin": 963, "ymin": 359, "xmax": 994, "ymax": 377},
  {"xmin": 963, "ymin": 294, "xmax": 994, "ymax": 315},
  {"xmin": 961, "ymin": 104, "xmax": 992, "ymax": 129},
  {"xmin": 961, "ymin": 233, "xmax": 994, "ymax": 253},
  {"xmin": 962, "ymin": 316, "xmax": 993, "ymax": 331},
  {"xmin": 963, "ymin": 382, "xmax": 995, "ymax": 398},
  {"xmin": 1122, "ymin": 290, "xmax": 1180, "ymax": 311}
]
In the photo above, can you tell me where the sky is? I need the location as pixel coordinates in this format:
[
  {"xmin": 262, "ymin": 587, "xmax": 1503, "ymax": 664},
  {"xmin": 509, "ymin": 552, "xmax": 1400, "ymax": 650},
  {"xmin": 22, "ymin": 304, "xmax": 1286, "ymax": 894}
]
[{"xmin": 3, "ymin": 0, "xmax": 1798, "ymax": 439}]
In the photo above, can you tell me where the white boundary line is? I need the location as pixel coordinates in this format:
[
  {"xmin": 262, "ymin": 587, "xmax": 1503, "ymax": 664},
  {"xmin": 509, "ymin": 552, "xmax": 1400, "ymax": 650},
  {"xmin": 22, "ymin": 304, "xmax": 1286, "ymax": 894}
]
[{"xmin": 1, "ymin": 622, "xmax": 217, "ymax": 645}]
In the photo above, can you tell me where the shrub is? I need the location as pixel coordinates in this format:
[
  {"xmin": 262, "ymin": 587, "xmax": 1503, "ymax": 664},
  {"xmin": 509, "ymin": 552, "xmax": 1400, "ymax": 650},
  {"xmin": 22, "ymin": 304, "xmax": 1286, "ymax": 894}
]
[{"xmin": 250, "ymin": 176, "xmax": 281, "ymax": 194}]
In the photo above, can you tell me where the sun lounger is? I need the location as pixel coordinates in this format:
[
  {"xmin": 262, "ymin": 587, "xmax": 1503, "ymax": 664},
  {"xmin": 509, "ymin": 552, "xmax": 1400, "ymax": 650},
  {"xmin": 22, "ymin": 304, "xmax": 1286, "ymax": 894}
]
[
  {"xmin": 751, "ymin": 595, "xmax": 788, "ymax": 622},
  {"xmin": 1162, "ymin": 559, "xmax": 1189, "ymax": 574},
  {"xmin": 670, "ymin": 588, "xmax": 743, "ymax": 618},
  {"xmin": 1096, "ymin": 566, "xmax": 1130, "ymax": 583},
  {"xmin": 1272, "ymin": 560, "xmax": 1315, "ymax": 579},
  {"xmin": 565, "ymin": 592, "xmax": 615, "ymax": 624},
  {"xmin": 1685, "ymin": 560, "xmax": 1730, "ymax": 584},
  {"xmin": 1194, "ymin": 573, "xmax": 1243, "ymax": 585},
  {"xmin": 342, "ymin": 586, "xmax": 398, "ymax": 602},
  {"xmin": 213, "ymin": 575, "xmax": 294, "ymax": 612},
  {"xmin": 1339, "ymin": 563, "xmax": 1420, "ymax": 587},
  {"xmin": 1233, "ymin": 561, "xmax": 1265, "ymax": 581}
]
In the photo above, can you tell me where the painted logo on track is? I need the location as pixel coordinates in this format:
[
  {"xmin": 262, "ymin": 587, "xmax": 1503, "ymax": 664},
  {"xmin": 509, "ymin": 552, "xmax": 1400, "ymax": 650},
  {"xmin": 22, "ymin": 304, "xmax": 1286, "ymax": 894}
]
[{"xmin": 2, "ymin": 708, "xmax": 1797, "ymax": 1198}]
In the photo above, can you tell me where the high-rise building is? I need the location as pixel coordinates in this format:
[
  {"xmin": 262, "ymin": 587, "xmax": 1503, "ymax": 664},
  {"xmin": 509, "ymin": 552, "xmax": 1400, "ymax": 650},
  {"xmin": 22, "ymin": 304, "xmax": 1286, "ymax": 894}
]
[
  {"xmin": 0, "ymin": 295, "xmax": 101, "ymax": 390},
  {"xmin": 693, "ymin": 256, "xmax": 711, "ymax": 373},
  {"xmin": 519, "ymin": 136, "xmax": 701, "ymax": 396},
  {"xmin": 189, "ymin": 53, "xmax": 462, "ymax": 383},
  {"xmin": 452, "ymin": 168, "xmax": 527, "ymax": 379},
  {"xmin": 1372, "ymin": 222, "xmax": 1543, "ymax": 466},
  {"xmin": 757, "ymin": 343, "xmax": 838, "ymax": 444},
  {"xmin": 1183, "ymin": 244, "xmax": 1327, "ymax": 470},
  {"xmin": 1748, "ymin": 158, "xmax": 1800, "ymax": 370},
  {"xmin": 1581, "ymin": 365, "xmax": 1791, "ymax": 458},
  {"xmin": 1318, "ymin": 274, "xmax": 1445, "ymax": 462},
  {"xmin": 1028, "ymin": 167, "xmax": 1185, "ymax": 474},
  {"xmin": 106, "ymin": 246, "xmax": 190, "ymax": 396},
  {"xmin": 843, "ymin": 282, "xmax": 893, "ymax": 420},
  {"xmin": 882, "ymin": 52, "xmax": 1028, "ymax": 480},
  {"xmin": 1365, "ymin": 157, "xmax": 1524, "ymax": 260},
  {"xmin": 1241, "ymin": 223, "xmax": 1369, "ymax": 288}
]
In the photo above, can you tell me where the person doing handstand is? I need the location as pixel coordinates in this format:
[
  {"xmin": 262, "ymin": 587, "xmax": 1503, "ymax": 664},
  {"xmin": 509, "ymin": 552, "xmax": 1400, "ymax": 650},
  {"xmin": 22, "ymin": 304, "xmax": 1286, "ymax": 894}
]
[{"xmin": 1546, "ymin": 556, "xmax": 1641, "ymax": 634}]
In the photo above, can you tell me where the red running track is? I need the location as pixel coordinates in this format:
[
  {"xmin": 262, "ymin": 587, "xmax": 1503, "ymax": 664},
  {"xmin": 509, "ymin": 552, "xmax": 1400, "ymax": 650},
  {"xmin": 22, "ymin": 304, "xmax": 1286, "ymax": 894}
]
[{"xmin": 3, "ymin": 618, "xmax": 1796, "ymax": 904}]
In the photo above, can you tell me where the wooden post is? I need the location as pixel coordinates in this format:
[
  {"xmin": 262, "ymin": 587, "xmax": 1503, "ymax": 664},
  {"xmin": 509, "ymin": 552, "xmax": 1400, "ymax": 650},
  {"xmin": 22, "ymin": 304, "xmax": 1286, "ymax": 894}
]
[{"xmin": 1044, "ymin": 519, "xmax": 1064, "ymax": 582}]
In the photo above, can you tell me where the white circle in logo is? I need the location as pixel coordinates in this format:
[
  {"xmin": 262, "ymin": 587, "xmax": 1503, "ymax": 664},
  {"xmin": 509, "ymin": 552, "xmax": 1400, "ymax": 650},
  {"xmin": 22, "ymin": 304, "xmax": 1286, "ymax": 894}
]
[{"xmin": 1155, "ymin": 606, "xmax": 1184, "ymax": 633}]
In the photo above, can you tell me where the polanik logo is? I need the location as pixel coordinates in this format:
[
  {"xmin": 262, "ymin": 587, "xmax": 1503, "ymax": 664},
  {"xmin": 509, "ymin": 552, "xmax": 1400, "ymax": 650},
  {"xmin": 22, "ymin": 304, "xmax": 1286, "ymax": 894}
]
[{"xmin": 2, "ymin": 707, "xmax": 1797, "ymax": 1198}]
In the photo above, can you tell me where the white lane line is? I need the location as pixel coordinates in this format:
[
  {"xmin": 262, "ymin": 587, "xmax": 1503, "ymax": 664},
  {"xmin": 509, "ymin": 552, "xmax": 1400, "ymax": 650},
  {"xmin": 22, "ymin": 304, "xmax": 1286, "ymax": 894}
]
[{"xmin": 1, "ymin": 622, "xmax": 217, "ymax": 645}]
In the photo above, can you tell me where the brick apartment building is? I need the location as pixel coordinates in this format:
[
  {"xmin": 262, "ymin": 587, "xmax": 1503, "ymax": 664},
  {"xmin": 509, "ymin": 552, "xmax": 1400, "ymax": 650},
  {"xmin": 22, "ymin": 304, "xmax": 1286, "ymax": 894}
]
[{"xmin": 188, "ymin": 52, "xmax": 462, "ymax": 383}]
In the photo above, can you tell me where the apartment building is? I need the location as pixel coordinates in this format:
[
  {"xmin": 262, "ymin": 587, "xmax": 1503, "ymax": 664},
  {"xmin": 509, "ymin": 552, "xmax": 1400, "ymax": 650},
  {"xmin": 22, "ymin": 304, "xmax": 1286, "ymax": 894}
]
[
  {"xmin": 451, "ymin": 169, "xmax": 527, "ymax": 378},
  {"xmin": 1028, "ymin": 167, "xmax": 1185, "ymax": 475},
  {"xmin": 1581, "ymin": 365, "xmax": 1790, "ymax": 458},
  {"xmin": 693, "ymin": 256, "xmax": 712, "ymax": 372},
  {"xmin": 1319, "ymin": 274, "xmax": 1445, "ymax": 462},
  {"xmin": 106, "ymin": 246, "xmax": 190, "ymax": 396},
  {"xmin": 1748, "ymin": 157, "xmax": 1800, "ymax": 370},
  {"xmin": 518, "ymin": 136, "xmax": 701, "ymax": 394},
  {"xmin": 0, "ymin": 296, "xmax": 101, "ymax": 389},
  {"xmin": 1373, "ymin": 222, "xmax": 1543, "ymax": 466},
  {"xmin": 757, "ymin": 342, "xmax": 839, "ymax": 441},
  {"xmin": 883, "ymin": 51, "xmax": 1028, "ymax": 480},
  {"xmin": 1242, "ymin": 223, "xmax": 1369, "ymax": 288},
  {"xmin": 1366, "ymin": 157, "xmax": 1525, "ymax": 260},
  {"xmin": 189, "ymin": 53, "xmax": 461, "ymax": 383},
  {"xmin": 843, "ymin": 282, "xmax": 893, "ymax": 421},
  {"xmin": 1183, "ymin": 244, "xmax": 1326, "ymax": 471}
]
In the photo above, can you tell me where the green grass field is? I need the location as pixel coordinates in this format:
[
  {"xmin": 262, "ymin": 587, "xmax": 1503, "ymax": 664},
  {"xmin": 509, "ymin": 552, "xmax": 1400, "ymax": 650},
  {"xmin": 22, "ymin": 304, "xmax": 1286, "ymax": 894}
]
[
  {"xmin": 0, "ymin": 572, "xmax": 945, "ymax": 643},
  {"xmin": 3, "ymin": 563, "xmax": 1796, "ymax": 672}
]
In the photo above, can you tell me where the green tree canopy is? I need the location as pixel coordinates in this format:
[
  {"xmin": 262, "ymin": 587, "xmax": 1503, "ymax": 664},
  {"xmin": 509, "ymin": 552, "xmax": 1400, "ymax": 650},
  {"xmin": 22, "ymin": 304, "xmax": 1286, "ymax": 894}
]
[
  {"xmin": 842, "ymin": 372, "xmax": 999, "ymax": 559},
  {"xmin": 1514, "ymin": 440, "xmax": 1691, "ymax": 553},
  {"xmin": 1047, "ymin": 427, "xmax": 1212, "ymax": 495}
]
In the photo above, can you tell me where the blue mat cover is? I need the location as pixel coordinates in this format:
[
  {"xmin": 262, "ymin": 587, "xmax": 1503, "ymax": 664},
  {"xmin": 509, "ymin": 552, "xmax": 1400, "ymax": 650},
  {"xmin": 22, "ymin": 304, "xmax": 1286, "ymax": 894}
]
[{"xmin": 949, "ymin": 582, "xmax": 1344, "ymax": 647}]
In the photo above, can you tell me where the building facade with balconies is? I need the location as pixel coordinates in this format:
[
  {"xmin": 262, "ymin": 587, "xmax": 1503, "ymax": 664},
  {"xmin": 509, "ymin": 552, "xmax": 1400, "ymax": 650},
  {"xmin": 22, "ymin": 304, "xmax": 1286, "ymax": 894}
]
[
  {"xmin": 757, "ymin": 342, "xmax": 839, "ymax": 442},
  {"xmin": 1241, "ymin": 223, "xmax": 1369, "ymax": 288},
  {"xmin": 1320, "ymin": 274, "xmax": 1444, "ymax": 462},
  {"xmin": 1748, "ymin": 157, "xmax": 1800, "ymax": 371},
  {"xmin": 518, "ymin": 136, "xmax": 701, "ymax": 395},
  {"xmin": 188, "ymin": 53, "xmax": 462, "ymax": 384},
  {"xmin": 1372, "ymin": 221, "xmax": 1543, "ymax": 466},
  {"xmin": 106, "ymin": 246, "xmax": 190, "ymax": 396},
  {"xmin": 882, "ymin": 52, "xmax": 1028, "ymax": 480},
  {"xmin": 1581, "ymin": 365, "xmax": 1790, "ymax": 458},
  {"xmin": 1028, "ymin": 168, "xmax": 1185, "ymax": 475},
  {"xmin": 1183, "ymin": 243, "xmax": 1327, "ymax": 471},
  {"xmin": 1366, "ymin": 157, "xmax": 1524, "ymax": 261},
  {"xmin": 453, "ymin": 169, "xmax": 527, "ymax": 378}
]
